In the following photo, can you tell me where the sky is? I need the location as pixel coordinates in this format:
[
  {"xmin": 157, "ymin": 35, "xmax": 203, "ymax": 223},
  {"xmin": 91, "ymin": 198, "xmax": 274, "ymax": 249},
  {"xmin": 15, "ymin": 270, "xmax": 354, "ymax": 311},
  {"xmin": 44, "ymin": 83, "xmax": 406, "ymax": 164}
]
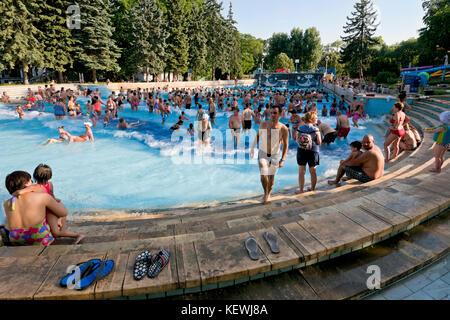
[{"xmin": 222, "ymin": 0, "xmax": 426, "ymax": 45}]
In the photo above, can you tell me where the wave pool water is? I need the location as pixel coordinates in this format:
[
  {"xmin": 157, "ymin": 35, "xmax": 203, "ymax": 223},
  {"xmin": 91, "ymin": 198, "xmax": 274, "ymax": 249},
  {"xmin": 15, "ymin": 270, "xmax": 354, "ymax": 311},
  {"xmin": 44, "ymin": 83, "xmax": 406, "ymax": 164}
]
[{"xmin": 0, "ymin": 86, "xmax": 388, "ymax": 224}]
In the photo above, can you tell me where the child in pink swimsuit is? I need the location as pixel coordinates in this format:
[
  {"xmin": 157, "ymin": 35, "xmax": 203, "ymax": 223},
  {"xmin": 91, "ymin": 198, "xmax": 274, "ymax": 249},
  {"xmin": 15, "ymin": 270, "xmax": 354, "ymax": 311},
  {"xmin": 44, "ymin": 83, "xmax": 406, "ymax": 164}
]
[{"xmin": 15, "ymin": 164, "xmax": 84, "ymax": 244}]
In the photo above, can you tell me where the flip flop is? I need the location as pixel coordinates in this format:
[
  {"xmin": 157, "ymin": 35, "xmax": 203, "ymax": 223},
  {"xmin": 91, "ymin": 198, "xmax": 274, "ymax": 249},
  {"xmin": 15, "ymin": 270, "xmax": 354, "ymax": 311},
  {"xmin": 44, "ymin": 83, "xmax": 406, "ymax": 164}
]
[
  {"xmin": 133, "ymin": 251, "xmax": 152, "ymax": 281},
  {"xmin": 76, "ymin": 260, "xmax": 115, "ymax": 291},
  {"xmin": 148, "ymin": 250, "xmax": 170, "ymax": 279},
  {"xmin": 60, "ymin": 259, "xmax": 102, "ymax": 287},
  {"xmin": 245, "ymin": 237, "xmax": 259, "ymax": 260},
  {"xmin": 263, "ymin": 232, "xmax": 280, "ymax": 254},
  {"xmin": 0, "ymin": 226, "xmax": 11, "ymax": 246}
]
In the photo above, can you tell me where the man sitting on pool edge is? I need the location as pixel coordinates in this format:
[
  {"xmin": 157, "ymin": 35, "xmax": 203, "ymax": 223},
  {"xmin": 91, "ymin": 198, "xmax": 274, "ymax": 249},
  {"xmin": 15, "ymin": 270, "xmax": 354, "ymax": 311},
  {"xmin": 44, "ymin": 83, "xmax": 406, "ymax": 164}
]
[{"xmin": 328, "ymin": 135, "xmax": 384, "ymax": 185}]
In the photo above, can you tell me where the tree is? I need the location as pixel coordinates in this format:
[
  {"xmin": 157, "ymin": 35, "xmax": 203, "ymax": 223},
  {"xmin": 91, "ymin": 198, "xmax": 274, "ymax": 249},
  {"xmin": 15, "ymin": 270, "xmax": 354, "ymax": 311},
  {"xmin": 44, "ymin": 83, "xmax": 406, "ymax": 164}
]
[
  {"xmin": 240, "ymin": 34, "xmax": 264, "ymax": 74},
  {"xmin": 302, "ymin": 27, "xmax": 322, "ymax": 71},
  {"xmin": 0, "ymin": 0, "xmax": 45, "ymax": 84},
  {"xmin": 73, "ymin": 0, "xmax": 121, "ymax": 83},
  {"xmin": 266, "ymin": 33, "xmax": 290, "ymax": 70},
  {"xmin": 164, "ymin": 0, "xmax": 189, "ymax": 78},
  {"xmin": 419, "ymin": 0, "xmax": 450, "ymax": 65},
  {"xmin": 33, "ymin": 0, "xmax": 74, "ymax": 83},
  {"xmin": 187, "ymin": 3, "xmax": 207, "ymax": 80},
  {"xmin": 130, "ymin": 0, "xmax": 167, "ymax": 82},
  {"xmin": 273, "ymin": 53, "xmax": 295, "ymax": 71},
  {"xmin": 111, "ymin": 0, "xmax": 137, "ymax": 79},
  {"xmin": 204, "ymin": 0, "xmax": 227, "ymax": 80},
  {"xmin": 288, "ymin": 28, "xmax": 304, "ymax": 69},
  {"xmin": 224, "ymin": 2, "xmax": 242, "ymax": 79},
  {"xmin": 340, "ymin": 0, "xmax": 379, "ymax": 80}
]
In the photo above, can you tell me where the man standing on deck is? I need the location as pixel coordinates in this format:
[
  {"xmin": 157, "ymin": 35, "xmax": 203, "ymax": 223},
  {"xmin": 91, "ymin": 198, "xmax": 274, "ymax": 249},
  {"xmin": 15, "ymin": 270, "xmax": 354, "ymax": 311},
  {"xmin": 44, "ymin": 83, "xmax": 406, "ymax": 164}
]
[{"xmin": 250, "ymin": 106, "xmax": 289, "ymax": 204}]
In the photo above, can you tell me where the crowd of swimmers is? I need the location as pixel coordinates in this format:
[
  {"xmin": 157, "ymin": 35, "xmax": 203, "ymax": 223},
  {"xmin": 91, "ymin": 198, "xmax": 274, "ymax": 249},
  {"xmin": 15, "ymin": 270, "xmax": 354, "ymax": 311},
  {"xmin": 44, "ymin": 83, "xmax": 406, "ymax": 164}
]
[{"xmin": 2, "ymin": 83, "xmax": 449, "ymax": 247}]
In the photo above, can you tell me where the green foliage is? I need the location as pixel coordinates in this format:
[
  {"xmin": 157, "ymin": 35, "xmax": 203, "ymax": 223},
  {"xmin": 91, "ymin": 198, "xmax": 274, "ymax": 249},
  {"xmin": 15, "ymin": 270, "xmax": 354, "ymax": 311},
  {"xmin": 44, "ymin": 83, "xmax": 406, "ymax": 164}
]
[
  {"xmin": 130, "ymin": 0, "xmax": 167, "ymax": 80},
  {"xmin": 33, "ymin": 0, "xmax": 74, "ymax": 74},
  {"xmin": 73, "ymin": 0, "xmax": 121, "ymax": 82},
  {"xmin": 273, "ymin": 53, "xmax": 295, "ymax": 71},
  {"xmin": 375, "ymin": 71, "xmax": 398, "ymax": 85},
  {"xmin": 419, "ymin": 0, "xmax": 450, "ymax": 65},
  {"xmin": 164, "ymin": 0, "xmax": 189, "ymax": 74},
  {"xmin": 0, "ymin": 0, "xmax": 45, "ymax": 83},
  {"xmin": 266, "ymin": 33, "xmax": 290, "ymax": 69},
  {"xmin": 187, "ymin": 3, "xmax": 207, "ymax": 79},
  {"xmin": 240, "ymin": 34, "xmax": 264, "ymax": 74},
  {"xmin": 368, "ymin": 57, "xmax": 401, "ymax": 77},
  {"xmin": 340, "ymin": 0, "xmax": 379, "ymax": 79}
]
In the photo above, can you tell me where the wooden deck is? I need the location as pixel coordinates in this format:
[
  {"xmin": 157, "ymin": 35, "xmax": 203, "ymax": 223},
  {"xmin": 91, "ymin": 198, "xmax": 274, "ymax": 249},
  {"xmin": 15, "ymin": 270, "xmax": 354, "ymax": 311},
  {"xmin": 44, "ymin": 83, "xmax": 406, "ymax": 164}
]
[{"xmin": 0, "ymin": 98, "xmax": 448, "ymax": 300}]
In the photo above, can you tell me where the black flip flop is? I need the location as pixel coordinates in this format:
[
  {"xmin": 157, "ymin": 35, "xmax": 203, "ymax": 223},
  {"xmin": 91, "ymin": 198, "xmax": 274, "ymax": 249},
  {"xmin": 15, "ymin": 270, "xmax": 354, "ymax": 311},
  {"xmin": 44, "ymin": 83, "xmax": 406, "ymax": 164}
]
[
  {"xmin": 263, "ymin": 232, "xmax": 280, "ymax": 254},
  {"xmin": 134, "ymin": 251, "xmax": 152, "ymax": 281},
  {"xmin": 148, "ymin": 250, "xmax": 170, "ymax": 279},
  {"xmin": 245, "ymin": 237, "xmax": 259, "ymax": 260}
]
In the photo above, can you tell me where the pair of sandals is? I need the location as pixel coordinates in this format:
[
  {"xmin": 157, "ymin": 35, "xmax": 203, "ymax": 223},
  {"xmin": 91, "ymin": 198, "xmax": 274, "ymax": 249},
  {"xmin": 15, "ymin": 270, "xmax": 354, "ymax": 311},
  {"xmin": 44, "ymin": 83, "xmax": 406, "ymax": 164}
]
[
  {"xmin": 245, "ymin": 232, "xmax": 280, "ymax": 261},
  {"xmin": 60, "ymin": 259, "xmax": 115, "ymax": 290},
  {"xmin": 133, "ymin": 250, "xmax": 170, "ymax": 281}
]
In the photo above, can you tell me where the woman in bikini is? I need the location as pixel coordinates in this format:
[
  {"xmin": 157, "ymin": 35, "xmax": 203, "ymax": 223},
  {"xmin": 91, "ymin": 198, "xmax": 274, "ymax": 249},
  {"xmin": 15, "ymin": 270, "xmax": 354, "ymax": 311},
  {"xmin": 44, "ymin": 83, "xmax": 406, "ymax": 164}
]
[
  {"xmin": 71, "ymin": 122, "xmax": 95, "ymax": 143},
  {"xmin": 384, "ymin": 102, "xmax": 406, "ymax": 161}
]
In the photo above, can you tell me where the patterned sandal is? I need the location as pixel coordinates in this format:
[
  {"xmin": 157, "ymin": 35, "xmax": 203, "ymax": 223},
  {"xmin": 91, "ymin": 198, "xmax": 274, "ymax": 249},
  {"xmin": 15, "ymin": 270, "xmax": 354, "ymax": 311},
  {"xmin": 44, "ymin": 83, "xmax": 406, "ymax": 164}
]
[
  {"xmin": 133, "ymin": 251, "xmax": 152, "ymax": 281},
  {"xmin": 147, "ymin": 250, "xmax": 170, "ymax": 279}
]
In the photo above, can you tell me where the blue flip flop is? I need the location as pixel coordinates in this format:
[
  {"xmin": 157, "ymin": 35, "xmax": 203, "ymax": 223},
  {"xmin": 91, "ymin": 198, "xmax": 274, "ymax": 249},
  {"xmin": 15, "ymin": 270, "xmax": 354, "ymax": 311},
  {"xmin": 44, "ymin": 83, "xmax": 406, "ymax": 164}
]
[
  {"xmin": 76, "ymin": 260, "xmax": 115, "ymax": 291},
  {"xmin": 60, "ymin": 259, "xmax": 102, "ymax": 287}
]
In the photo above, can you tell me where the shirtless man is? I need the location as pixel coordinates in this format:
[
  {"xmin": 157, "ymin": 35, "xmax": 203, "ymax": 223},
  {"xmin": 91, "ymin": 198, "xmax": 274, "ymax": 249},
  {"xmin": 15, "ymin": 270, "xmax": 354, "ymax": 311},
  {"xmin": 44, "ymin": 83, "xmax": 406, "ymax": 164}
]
[
  {"xmin": 336, "ymin": 111, "xmax": 351, "ymax": 141},
  {"xmin": 317, "ymin": 120, "xmax": 338, "ymax": 146},
  {"xmin": 208, "ymin": 98, "xmax": 217, "ymax": 125},
  {"xmin": 1, "ymin": 92, "xmax": 11, "ymax": 103},
  {"xmin": 339, "ymin": 135, "xmax": 384, "ymax": 183},
  {"xmin": 116, "ymin": 118, "xmax": 142, "ymax": 130},
  {"xmin": 250, "ymin": 106, "xmax": 289, "ymax": 203},
  {"xmin": 71, "ymin": 122, "xmax": 95, "ymax": 143},
  {"xmin": 242, "ymin": 104, "xmax": 255, "ymax": 133},
  {"xmin": 229, "ymin": 108, "xmax": 244, "ymax": 145}
]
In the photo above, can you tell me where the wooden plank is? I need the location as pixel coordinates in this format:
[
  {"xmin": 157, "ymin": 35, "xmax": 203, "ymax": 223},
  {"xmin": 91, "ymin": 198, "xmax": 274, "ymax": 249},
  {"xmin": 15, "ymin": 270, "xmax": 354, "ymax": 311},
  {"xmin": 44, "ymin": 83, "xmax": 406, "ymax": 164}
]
[
  {"xmin": 359, "ymin": 201, "xmax": 411, "ymax": 231},
  {"xmin": 33, "ymin": 253, "xmax": 106, "ymax": 300},
  {"xmin": 279, "ymin": 222, "xmax": 327, "ymax": 261},
  {"xmin": 364, "ymin": 189, "xmax": 445, "ymax": 223},
  {"xmin": 121, "ymin": 239, "xmax": 178, "ymax": 297},
  {"xmin": 0, "ymin": 246, "xmax": 45, "ymax": 258},
  {"xmin": 299, "ymin": 212, "xmax": 372, "ymax": 256},
  {"xmin": 179, "ymin": 242, "xmax": 201, "ymax": 288},
  {"xmin": 94, "ymin": 251, "xmax": 129, "ymax": 300},
  {"xmin": 337, "ymin": 206, "xmax": 393, "ymax": 240},
  {"xmin": 248, "ymin": 227, "xmax": 300, "ymax": 270},
  {"xmin": 0, "ymin": 256, "xmax": 58, "ymax": 300},
  {"xmin": 299, "ymin": 206, "xmax": 341, "ymax": 221},
  {"xmin": 195, "ymin": 232, "xmax": 271, "ymax": 285}
]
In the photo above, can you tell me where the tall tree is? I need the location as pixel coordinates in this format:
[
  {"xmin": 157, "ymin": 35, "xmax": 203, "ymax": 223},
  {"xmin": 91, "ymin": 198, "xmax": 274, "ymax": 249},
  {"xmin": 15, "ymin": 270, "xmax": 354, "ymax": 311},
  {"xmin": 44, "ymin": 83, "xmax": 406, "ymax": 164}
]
[
  {"xmin": 266, "ymin": 33, "xmax": 290, "ymax": 70},
  {"xmin": 288, "ymin": 28, "xmax": 304, "ymax": 70},
  {"xmin": 273, "ymin": 53, "xmax": 295, "ymax": 71},
  {"xmin": 73, "ymin": 0, "xmax": 121, "ymax": 83},
  {"xmin": 240, "ymin": 34, "xmax": 264, "ymax": 74},
  {"xmin": 419, "ymin": 0, "xmax": 450, "ymax": 64},
  {"xmin": 224, "ymin": 2, "xmax": 242, "ymax": 79},
  {"xmin": 111, "ymin": 0, "xmax": 137, "ymax": 79},
  {"xmin": 33, "ymin": 0, "xmax": 74, "ymax": 83},
  {"xmin": 302, "ymin": 27, "xmax": 322, "ymax": 71},
  {"xmin": 165, "ymin": 0, "xmax": 189, "ymax": 79},
  {"xmin": 204, "ymin": 0, "xmax": 227, "ymax": 80},
  {"xmin": 187, "ymin": 3, "xmax": 207, "ymax": 80},
  {"xmin": 340, "ymin": 0, "xmax": 379, "ymax": 80},
  {"xmin": 130, "ymin": 0, "xmax": 167, "ymax": 82},
  {"xmin": 0, "ymin": 0, "xmax": 44, "ymax": 84}
]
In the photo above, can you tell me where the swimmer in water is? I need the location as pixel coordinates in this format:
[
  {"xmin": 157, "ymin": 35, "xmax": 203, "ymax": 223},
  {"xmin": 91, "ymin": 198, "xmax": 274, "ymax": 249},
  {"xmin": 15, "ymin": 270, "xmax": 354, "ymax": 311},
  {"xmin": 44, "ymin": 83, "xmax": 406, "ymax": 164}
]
[
  {"xmin": 16, "ymin": 106, "xmax": 24, "ymax": 119},
  {"xmin": 41, "ymin": 126, "xmax": 71, "ymax": 145},
  {"xmin": 116, "ymin": 118, "xmax": 142, "ymax": 130},
  {"xmin": 70, "ymin": 122, "xmax": 95, "ymax": 143}
]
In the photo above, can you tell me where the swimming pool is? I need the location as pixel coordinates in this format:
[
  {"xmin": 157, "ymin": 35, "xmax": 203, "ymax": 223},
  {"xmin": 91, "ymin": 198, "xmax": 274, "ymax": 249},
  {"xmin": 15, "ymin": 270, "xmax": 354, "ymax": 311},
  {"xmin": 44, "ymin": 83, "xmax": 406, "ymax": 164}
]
[{"xmin": 0, "ymin": 86, "xmax": 388, "ymax": 224}]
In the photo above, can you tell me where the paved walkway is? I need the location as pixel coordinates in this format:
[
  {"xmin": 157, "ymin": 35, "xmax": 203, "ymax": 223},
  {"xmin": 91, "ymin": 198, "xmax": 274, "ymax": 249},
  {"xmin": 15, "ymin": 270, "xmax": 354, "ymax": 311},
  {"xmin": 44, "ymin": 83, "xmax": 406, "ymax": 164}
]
[{"xmin": 366, "ymin": 254, "xmax": 449, "ymax": 300}]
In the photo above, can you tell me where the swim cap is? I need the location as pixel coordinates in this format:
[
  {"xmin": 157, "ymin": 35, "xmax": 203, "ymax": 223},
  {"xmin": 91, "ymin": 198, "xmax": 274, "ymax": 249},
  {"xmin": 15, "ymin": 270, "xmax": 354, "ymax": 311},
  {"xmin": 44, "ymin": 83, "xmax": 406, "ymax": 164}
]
[
  {"xmin": 84, "ymin": 122, "xmax": 93, "ymax": 127},
  {"xmin": 440, "ymin": 111, "xmax": 450, "ymax": 125}
]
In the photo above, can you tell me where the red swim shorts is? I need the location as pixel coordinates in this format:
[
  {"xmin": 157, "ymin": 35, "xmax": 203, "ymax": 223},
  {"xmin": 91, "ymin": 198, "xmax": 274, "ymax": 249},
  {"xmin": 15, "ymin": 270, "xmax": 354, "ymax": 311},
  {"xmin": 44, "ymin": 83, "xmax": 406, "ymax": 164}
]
[{"xmin": 338, "ymin": 127, "xmax": 351, "ymax": 138}]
